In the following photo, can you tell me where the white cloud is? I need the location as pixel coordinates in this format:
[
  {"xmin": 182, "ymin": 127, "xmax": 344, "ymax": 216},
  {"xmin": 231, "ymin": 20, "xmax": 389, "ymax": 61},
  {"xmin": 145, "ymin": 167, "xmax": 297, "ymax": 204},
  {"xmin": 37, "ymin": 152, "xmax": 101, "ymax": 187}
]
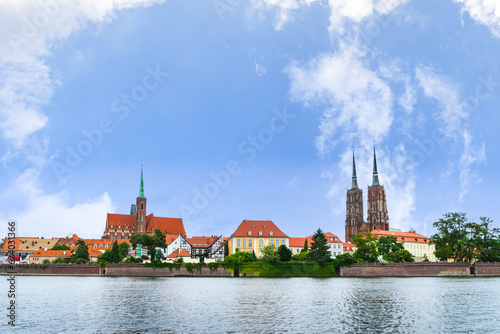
[
  {"xmin": 286, "ymin": 44, "xmax": 393, "ymax": 155},
  {"xmin": 459, "ymin": 129, "xmax": 486, "ymax": 201},
  {"xmin": 254, "ymin": 62, "xmax": 267, "ymax": 76},
  {"xmin": 1, "ymin": 169, "xmax": 115, "ymax": 238},
  {"xmin": 456, "ymin": 0, "xmax": 500, "ymax": 37},
  {"xmin": 415, "ymin": 64, "xmax": 486, "ymax": 200},
  {"xmin": 287, "ymin": 175, "xmax": 299, "ymax": 189},
  {"xmin": 250, "ymin": 0, "xmax": 319, "ymax": 30},
  {"xmin": 327, "ymin": 0, "xmax": 410, "ymax": 34}
]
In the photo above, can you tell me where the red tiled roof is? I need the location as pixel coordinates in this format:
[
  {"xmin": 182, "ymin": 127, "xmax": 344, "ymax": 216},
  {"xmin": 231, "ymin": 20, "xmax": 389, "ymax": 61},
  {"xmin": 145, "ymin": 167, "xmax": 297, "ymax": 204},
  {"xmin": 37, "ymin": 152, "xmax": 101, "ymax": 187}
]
[
  {"xmin": 87, "ymin": 248, "xmax": 103, "ymax": 258},
  {"xmin": 186, "ymin": 236, "xmax": 220, "ymax": 248},
  {"xmin": 106, "ymin": 213, "xmax": 136, "ymax": 229},
  {"xmin": 164, "ymin": 234, "xmax": 180, "ymax": 244},
  {"xmin": 178, "ymin": 249, "xmax": 191, "ymax": 257},
  {"xmin": 371, "ymin": 229, "xmax": 430, "ymax": 244},
  {"xmin": 146, "ymin": 214, "xmax": 186, "ymax": 236},
  {"xmin": 2, "ymin": 237, "xmax": 38, "ymax": 251},
  {"xmin": 30, "ymin": 249, "xmax": 73, "ymax": 258},
  {"xmin": 323, "ymin": 232, "xmax": 343, "ymax": 243},
  {"xmin": 231, "ymin": 220, "xmax": 288, "ymax": 238},
  {"xmin": 343, "ymin": 242, "xmax": 355, "ymax": 251},
  {"xmin": 289, "ymin": 237, "xmax": 312, "ymax": 248}
]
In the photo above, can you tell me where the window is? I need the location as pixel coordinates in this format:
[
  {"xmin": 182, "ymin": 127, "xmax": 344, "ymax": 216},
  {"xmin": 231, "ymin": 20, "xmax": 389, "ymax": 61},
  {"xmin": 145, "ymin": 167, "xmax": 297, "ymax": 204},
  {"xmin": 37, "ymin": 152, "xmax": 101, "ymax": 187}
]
[
  {"xmin": 249, "ymin": 239, "xmax": 252, "ymax": 247},
  {"xmin": 330, "ymin": 238, "xmax": 333, "ymax": 241},
  {"xmin": 263, "ymin": 225, "xmax": 266, "ymax": 228},
  {"xmin": 141, "ymin": 203, "xmax": 144, "ymax": 209},
  {"xmin": 281, "ymin": 240, "xmax": 285, "ymax": 245},
  {"xmin": 352, "ymin": 228, "xmax": 355, "ymax": 235},
  {"xmin": 140, "ymin": 227, "xmax": 143, "ymax": 232},
  {"xmin": 270, "ymin": 240, "xmax": 274, "ymax": 245},
  {"xmin": 351, "ymin": 195, "xmax": 353, "ymax": 202},
  {"xmin": 248, "ymin": 231, "xmax": 252, "ymax": 236},
  {"xmin": 259, "ymin": 231, "xmax": 262, "ymax": 236},
  {"xmin": 270, "ymin": 231, "xmax": 274, "ymax": 236},
  {"xmin": 259, "ymin": 239, "xmax": 263, "ymax": 247},
  {"xmin": 243, "ymin": 240, "xmax": 246, "ymax": 247},
  {"xmin": 237, "ymin": 239, "xmax": 241, "ymax": 247},
  {"xmin": 276, "ymin": 240, "xmax": 280, "ymax": 247}
]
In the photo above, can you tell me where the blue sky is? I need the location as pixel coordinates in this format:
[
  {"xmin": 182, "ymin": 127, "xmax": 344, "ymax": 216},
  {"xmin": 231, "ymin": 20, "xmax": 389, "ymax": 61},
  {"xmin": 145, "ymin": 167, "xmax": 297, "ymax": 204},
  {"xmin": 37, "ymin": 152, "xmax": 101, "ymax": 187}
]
[{"xmin": 1, "ymin": 0, "xmax": 499, "ymax": 241}]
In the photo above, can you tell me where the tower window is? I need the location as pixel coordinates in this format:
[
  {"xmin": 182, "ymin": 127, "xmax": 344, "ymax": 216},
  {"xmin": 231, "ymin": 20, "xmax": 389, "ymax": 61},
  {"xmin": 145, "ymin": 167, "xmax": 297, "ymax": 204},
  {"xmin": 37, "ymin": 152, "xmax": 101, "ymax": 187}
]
[
  {"xmin": 352, "ymin": 228, "xmax": 355, "ymax": 235},
  {"xmin": 141, "ymin": 203, "xmax": 144, "ymax": 209}
]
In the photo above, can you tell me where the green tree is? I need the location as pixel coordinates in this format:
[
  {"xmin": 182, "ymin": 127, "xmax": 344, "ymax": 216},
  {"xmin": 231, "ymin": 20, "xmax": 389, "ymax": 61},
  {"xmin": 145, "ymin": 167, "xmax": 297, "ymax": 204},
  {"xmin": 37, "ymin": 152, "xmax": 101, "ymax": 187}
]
[
  {"xmin": 385, "ymin": 249, "xmax": 414, "ymax": 263},
  {"xmin": 377, "ymin": 236, "xmax": 404, "ymax": 256},
  {"xmin": 278, "ymin": 244, "xmax": 292, "ymax": 262},
  {"xmin": 292, "ymin": 251, "xmax": 309, "ymax": 261},
  {"xmin": 352, "ymin": 232, "xmax": 379, "ymax": 263},
  {"xmin": 309, "ymin": 228, "xmax": 332, "ymax": 264},
  {"xmin": 333, "ymin": 253, "xmax": 356, "ymax": 268},
  {"xmin": 130, "ymin": 229, "xmax": 168, "ymax": 260},
  {"xmin": 251, "ymin": 250, "xmax": 258, "ymax": 262},
  {"xmin": 118, "ymin": 242, "xmax": 130, "ymax": 259},
  {"xmin": 51, "ymin": 244, "xmax": 71, "ymax": 250},
  {"xmin": 42, "ymin": 259, "xmax": 51, "ymax": 264},
  {"xmin": 52, "ymin": 257, "xmax": 69, "ymax": 264},
  {"xmin": 430, "ymin": 213, "xmax": 499, "ymax": 263},
  {"xmin": 261, "ymin": 245, "xmax": 280, "ymax": 263},
  {"xmin": 70, "ymin": 240, "xmax": 89, "ymax": 263},
  {"xmin": 301, "ymin": 239, "xmax": 309, "ymax": 253}
]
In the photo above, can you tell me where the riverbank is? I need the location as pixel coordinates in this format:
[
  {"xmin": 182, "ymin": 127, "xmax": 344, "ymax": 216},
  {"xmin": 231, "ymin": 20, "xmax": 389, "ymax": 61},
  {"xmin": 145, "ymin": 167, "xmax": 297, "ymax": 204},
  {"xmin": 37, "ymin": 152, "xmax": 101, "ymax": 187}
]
[{"xmin": 2, "ymin": 262, "xmax": 500, "ymax": 277}]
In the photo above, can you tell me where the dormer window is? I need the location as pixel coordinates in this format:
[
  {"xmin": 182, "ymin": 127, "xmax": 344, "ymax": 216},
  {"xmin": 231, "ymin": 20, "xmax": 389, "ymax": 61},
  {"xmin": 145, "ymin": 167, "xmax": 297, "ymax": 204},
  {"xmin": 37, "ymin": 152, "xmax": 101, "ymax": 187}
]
[
  {"xmin": 330, "ymin": 238, "xmax": 333, "ymax": 241},
  {"xmin": 259, "ymin": 231, "xmax": 262, "ymax": 236},
  {"xmin": 248, "ymin": 231, "xmax": 252, "ymax": 236},
  {"xmin": 270, "ymin": 231, "xmax": 273, "ymax": 236},
  {"xmin": 263, "ymin": 225, "xmax": 266, "ymax": 228}
]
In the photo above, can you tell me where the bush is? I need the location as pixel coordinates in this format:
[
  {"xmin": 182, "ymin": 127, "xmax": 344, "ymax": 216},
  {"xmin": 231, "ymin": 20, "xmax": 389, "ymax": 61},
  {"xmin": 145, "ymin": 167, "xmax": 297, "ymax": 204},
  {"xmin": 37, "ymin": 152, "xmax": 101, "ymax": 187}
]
[
  {"xmin": 42, "ymin": 259, "xmax": 51, "ymax": 264},
  {"xmin": 292, "ymin": 251, "xmax": 309, "ymax": 261}
]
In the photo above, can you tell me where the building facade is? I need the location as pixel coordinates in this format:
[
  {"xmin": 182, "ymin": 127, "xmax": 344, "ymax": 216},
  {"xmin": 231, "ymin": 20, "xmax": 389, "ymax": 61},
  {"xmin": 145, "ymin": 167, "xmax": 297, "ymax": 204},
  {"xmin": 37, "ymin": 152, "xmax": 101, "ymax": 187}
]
[
  {"xmin": 227, "ymin": 220, "xmax": 289, "ymax": 257},
  {"xmin": 371, "ymin": 229, "xmax": 436, "ymax": 262}
]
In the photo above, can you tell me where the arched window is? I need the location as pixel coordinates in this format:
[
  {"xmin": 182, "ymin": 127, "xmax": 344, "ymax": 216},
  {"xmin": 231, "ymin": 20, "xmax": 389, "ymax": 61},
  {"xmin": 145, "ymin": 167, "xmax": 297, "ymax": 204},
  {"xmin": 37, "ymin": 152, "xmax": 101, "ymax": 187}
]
[
  {"xmin": 249, "ymin": 239, "xmax": 252, "ymax": 247},
  {"xmin": 351, "ymin": 195, "xmax": 353, "ymax": 202},
  {"xmin": 270, "ymin": 240, "xmax": 274, "ymax": 245},
  {"xmin": 276, "ymin": 240, "xmax": 280, "ymax": 247},
  {"xmin": 237, "ymin": 239, "xmax": 241, "ymax": 247},
  {"xmin": 352, "ymin": 228, "xmax": 355, "ymax": 235},
  {"xmin": 373, "ymin": 225, "xmax": 376, "ymax": 230},
  {"xmin": 270, "ymin": 231, "xmax": 274, "ymax": 236},
  {"xmin": 259, "ymin": 239, "xmax": 263, "ymax": 247},
  {"xmin": 141, "ymin": 203, "xmax": 144, "ymax": 209},
  {"xmin": 281, "ymin": 240, "xmax": 285, "ymax": 245},
  {"xmin": 243, "ymin": 240, "xmax": 246, "ymax": 247}
]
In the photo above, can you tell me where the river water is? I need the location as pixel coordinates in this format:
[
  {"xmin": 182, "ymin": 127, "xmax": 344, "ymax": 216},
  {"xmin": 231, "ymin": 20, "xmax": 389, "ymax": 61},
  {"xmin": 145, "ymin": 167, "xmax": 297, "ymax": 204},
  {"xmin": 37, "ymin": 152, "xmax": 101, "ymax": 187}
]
[{"xmin": 1, "ymin": 276, "xmax": 499, "ymax": 333}]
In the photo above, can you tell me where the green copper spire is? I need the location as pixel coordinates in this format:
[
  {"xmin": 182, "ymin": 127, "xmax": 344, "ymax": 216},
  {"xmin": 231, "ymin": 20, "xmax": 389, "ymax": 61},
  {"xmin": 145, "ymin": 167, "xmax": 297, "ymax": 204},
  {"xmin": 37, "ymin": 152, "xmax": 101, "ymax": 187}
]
[
  {"xmin": 138, "ymin": 166, "xmax": 145, "ymax": 198},
  {"xmin": 372, "ymin": 145, "xmax": 379, "ymax": 186},
  {"xmin": 352, "ymin": 149, "xmax": 358, "ymax": 189}
]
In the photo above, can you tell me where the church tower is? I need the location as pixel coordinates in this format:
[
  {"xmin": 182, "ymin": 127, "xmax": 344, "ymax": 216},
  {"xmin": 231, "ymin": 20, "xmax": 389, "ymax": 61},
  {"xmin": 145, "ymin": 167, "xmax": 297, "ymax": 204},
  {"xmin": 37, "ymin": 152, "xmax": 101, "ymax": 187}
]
[
  {"xmin": 135, "ymin": 166, "xmax": 147, "ymax": 234},
  {"xmin": 345, "ymin": 150, "xmax": 364, "ymax": 243},
  {"xmin": 367, "ymin": 146, "xmax": 389, "ymax": 232}
]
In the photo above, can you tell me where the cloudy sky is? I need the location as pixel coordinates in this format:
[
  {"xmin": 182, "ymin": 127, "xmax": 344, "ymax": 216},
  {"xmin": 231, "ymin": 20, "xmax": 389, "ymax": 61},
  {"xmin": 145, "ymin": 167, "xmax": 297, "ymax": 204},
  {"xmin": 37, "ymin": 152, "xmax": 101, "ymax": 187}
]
[{"xmin": 0, "ymin": 0, "xmax": 499, "ymax": 241}]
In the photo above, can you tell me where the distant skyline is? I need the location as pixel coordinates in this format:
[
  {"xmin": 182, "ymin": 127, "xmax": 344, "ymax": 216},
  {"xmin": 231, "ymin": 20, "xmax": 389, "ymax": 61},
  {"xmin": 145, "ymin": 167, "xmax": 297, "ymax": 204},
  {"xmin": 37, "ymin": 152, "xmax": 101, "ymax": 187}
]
[{"xmin": 1, "ymin": 1, "xmax": 499, "ymax": 241}]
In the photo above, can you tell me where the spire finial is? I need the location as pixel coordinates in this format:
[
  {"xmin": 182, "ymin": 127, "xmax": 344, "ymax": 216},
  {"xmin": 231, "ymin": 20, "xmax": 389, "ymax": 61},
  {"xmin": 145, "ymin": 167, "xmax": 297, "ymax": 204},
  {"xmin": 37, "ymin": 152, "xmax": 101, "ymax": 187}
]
[
  {"xmin": 352, "ymin": 148, "xmax": 358, "ymax": 189},
  {"xmin": 372, "ymin": 143, "xmax": 380, "ymax": 186},
  {"xmin": 138, "ymin": 166, "xmax": 145, "ymax": 198}
]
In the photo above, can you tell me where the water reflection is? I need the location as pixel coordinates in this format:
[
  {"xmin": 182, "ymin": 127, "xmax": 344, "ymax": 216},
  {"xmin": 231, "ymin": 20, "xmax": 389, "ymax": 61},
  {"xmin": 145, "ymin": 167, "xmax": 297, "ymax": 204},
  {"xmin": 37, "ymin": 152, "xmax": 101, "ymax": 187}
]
[{"xmin": 1, "ymin": 276, "xmax": 499, "ymax": 333}]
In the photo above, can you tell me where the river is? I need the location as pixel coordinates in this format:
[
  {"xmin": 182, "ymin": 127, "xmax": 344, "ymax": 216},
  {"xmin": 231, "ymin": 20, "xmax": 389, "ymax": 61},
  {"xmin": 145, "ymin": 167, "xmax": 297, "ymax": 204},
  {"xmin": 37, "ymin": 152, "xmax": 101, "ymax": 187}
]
[{"xmin": 1, "ymin": 276, "xmax": 499, "ymax": 333}]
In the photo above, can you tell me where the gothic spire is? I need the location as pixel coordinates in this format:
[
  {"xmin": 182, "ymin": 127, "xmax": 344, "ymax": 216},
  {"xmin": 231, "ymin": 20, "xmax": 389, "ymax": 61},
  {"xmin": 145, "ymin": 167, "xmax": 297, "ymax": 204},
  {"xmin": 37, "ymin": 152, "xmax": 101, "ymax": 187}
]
[
  {"xmin": 138, "ymin": 166, "xmax": 145, "ymax": 198},
  {"xmin": 372, "ymin": 145, "xmax": 379, "ymax": 186},
  {"xmin": 352, "ymin": 149, "xmax": 358, "ymax": 189}
]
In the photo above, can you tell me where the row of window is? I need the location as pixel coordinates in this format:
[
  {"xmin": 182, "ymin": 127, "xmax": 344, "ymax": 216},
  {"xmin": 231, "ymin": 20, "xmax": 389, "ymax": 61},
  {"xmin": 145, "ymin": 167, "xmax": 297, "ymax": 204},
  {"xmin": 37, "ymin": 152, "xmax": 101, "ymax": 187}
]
[{"xmin": 236, "ymin": 239, "xmax": 286, "ymax": 248}]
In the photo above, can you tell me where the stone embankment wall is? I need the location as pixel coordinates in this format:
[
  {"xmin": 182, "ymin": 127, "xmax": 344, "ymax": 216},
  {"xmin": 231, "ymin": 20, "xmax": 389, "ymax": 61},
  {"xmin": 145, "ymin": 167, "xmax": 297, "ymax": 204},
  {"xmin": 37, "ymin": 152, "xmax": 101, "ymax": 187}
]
[
  {"xmin": 340, "ymin": 262, "xmax": 471, "ymax": 277},
  {"xmin": 0, "ymin": 264, "xmax": 101, "ymax": 276},
  {"xmin": 104, "ymin": 264, "xmax": 232, "ymax": 277},
  {"xmin": 474, "ymin": 262, "xmax": 500, "ymax": 276}
]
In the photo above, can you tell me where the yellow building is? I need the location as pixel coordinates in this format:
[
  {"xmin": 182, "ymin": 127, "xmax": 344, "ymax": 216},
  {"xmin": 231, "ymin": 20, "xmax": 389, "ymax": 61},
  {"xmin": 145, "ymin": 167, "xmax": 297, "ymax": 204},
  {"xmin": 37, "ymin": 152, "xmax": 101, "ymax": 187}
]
[
  {"xmin": 227, "ymin": 220, "xmax": 289, "ymax": 257},
  {"xmin": 371, "ymin": 229, "xmax": 436, "ymax": 262}
]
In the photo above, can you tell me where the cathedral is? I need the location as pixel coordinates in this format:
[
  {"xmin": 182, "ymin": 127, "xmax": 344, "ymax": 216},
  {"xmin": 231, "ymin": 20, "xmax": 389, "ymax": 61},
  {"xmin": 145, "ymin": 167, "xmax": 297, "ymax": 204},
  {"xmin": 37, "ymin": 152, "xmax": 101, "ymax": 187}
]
[
  {"xmin": 102, "ymin": 167, "xmax": 186, "ymax": 240},
  {"xmin": 345, "ymin": 147, "xmax": 389, "ymax": 243}
]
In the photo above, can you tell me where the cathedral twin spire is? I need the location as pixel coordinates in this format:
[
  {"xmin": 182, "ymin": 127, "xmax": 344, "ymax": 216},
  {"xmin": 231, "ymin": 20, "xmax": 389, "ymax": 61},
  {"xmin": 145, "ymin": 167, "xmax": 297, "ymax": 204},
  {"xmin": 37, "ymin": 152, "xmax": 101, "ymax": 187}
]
[
  {"xmin": 351, "ymin": 145, "xmax": 380, "ymax": 188},
  {"xmin": 138, "ymin": 166, "xmax": 145, "ymax": 198}
]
